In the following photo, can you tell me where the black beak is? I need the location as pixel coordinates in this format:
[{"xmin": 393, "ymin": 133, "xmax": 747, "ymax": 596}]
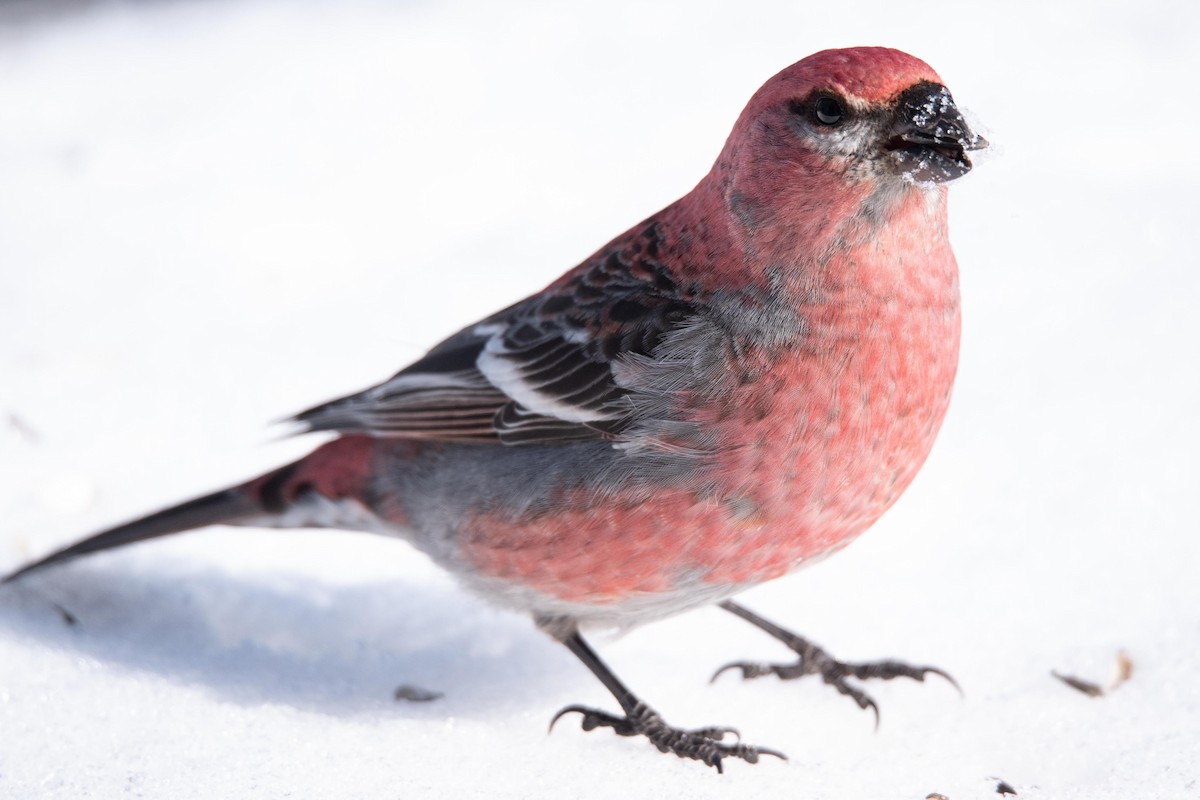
[{"xmin": 885, "ymin": 82, "xmax": 987, "ymax": 184}]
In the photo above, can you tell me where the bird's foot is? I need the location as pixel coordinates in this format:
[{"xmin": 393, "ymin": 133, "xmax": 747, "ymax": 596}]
[
  {"xmin": 550, "ymin": 701, "xmax": 786, "ymax": 773},
  {"xmin": 711, "ymin": 635, "xmax": 958, "ymax": 728}
]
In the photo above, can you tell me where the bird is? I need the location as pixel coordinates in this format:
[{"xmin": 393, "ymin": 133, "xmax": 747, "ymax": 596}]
[{"xmin": 4, "ymin": 46, "xmax": 986, "ymax": 772}]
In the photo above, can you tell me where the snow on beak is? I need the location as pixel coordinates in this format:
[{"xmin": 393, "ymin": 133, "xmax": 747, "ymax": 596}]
[{"xmin": 885, "ymin": 82, "xmax": 988, "ymax": 184}]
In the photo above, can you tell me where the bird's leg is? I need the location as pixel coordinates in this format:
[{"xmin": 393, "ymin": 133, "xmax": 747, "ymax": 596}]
[
  {"xmin": 548, "ymin": 627, "xmax": 786, "ymax": 773},
  {"xmin": 711, "ymin": 600, "xmax": 958, "ymax": 728}
]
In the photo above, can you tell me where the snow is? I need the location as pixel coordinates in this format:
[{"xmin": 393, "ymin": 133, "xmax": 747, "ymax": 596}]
[{"xmin": 1, "ymin": 1, "xmax": 1198, "ymax": 797}]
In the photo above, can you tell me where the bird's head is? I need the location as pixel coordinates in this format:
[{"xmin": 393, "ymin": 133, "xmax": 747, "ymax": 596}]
[{"xmin": 710, "ymin": 47, "xmax": 986, "ymax": 248}]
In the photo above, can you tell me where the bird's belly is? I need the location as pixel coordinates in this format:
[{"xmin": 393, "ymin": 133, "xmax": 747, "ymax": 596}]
[
  {"xmin": 452, "ymin": 294, "xmax": 959, "ymax": 620},
  {"xmin": 698, "ymin": 339, "xmax": 958, "ymax": 584}
]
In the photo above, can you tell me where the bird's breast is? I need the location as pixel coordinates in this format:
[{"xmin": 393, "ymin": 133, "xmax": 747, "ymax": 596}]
[{"xmin": 691, "ymin": 227, "xmax": 962, "ymax": 584}]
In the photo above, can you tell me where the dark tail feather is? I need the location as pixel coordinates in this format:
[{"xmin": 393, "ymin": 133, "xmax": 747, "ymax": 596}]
[
  {"xmin": 3, "ymin": 486, "xmax": 264, "ymax": 584},
  {"xmin": 3, "ymin": 436, "xmax": 383, "ymax": 584}
]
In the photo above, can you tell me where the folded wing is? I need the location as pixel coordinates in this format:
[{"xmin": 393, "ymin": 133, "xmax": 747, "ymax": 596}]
[{"xmin": 293, "ymin": 244, "xmax": 696, "ymax": 446}]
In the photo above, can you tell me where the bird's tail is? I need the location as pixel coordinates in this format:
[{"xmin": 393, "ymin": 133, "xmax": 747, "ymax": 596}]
[{"xmin": 3, "ymin": 436, "xmax": 382, "ymax": 584}]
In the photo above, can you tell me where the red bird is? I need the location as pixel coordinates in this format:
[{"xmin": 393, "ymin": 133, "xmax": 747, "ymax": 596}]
[{"xmin": 5, "ymin": 47, "xmax": 985, "ymax": 771}]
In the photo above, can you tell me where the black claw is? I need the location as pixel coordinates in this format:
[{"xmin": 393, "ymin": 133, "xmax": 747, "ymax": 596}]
[
  {"xmin": 709, "ymin": 664, "xmax": 730, "ymax": 683},
  {"xmin": 710, "ymin": 662, "xmax": 741, "ymax": 683},
  {"xmin": 548, "ymin": 704, "xmax": 575, "ymax": 732},
  {"xmin": 550, "ymin": 704, "xmax": 597, "ymax": 733},
  {"xmin": 928, "ymin": 666, "xmax": 964, "ymax": 696},
  {"xmin": 550, "ymin": 704, "xmax": 640, "ymax": 737},
  {"xmin": 761, "ymin": 746, "xmax": 788, "ymax": 762},
  {"xmin": 710, "ymin": 660, "xmax": 782, "ymax": 683}
]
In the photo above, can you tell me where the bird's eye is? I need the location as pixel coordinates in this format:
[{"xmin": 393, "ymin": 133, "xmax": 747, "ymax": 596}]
[{"xmin": 814, "ymin": 96, "xmax": 844, "ymax": 126}]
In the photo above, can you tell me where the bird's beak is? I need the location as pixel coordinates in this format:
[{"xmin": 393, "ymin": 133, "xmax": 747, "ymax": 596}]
[{"xmin": 885, "ymin": 82, "xmax": 988, "ymax": 184}]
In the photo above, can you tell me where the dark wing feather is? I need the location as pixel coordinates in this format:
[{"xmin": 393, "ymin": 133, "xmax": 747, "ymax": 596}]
[
  {"xmin": 293, "ymin": 337, "xmax": 507, "ymax": 441},
  {"xmin": 293, "ymin": 222, "xmax": 695, "ymax": 445}
]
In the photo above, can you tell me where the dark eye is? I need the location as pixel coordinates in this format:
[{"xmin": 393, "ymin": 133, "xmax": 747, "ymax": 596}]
[{"xmin": 814, "ymin": 96, "xmax": 844, "ymax": 125}]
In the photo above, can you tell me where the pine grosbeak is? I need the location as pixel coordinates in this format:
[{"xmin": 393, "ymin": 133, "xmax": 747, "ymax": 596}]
[{"xmin": 6, "ymin": 46, "xmax": 986, "ymax": 771}]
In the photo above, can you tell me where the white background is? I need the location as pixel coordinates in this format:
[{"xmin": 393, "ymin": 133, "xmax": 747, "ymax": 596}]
[{"xmin": 1, "ymin": 1, "xmax": 1197, "ymax": 797}]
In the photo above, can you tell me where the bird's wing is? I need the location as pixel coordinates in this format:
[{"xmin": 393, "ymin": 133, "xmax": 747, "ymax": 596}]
[{"xmin": 292, "ymin": 246, "xmax": 696, "ymax": 446}]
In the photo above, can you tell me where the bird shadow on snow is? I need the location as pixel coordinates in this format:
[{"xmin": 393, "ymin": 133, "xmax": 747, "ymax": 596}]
[{"xmin": 0, "ymin": 551, "xmax": 573, "ymax": 721}]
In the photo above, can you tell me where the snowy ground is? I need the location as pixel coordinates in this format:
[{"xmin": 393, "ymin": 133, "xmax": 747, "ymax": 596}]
[{"xmin": 1, "ymin": 1, "xmax": 1198, "ymax": 798}]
